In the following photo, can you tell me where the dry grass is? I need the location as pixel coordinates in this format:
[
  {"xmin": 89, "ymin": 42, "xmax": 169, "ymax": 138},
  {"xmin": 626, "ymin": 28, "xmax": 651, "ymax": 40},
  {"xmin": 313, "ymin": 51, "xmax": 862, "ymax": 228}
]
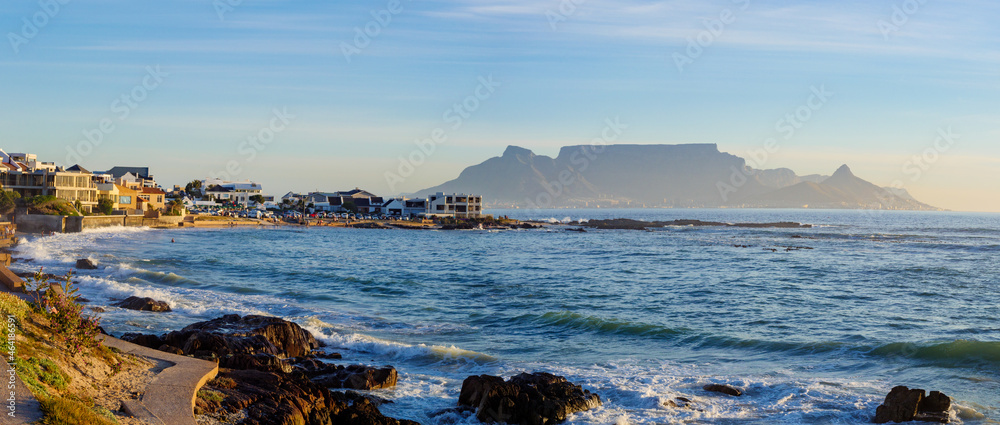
[{"xmin": 40, "ymin": 396, "xmax": 117, "ymax": 425}]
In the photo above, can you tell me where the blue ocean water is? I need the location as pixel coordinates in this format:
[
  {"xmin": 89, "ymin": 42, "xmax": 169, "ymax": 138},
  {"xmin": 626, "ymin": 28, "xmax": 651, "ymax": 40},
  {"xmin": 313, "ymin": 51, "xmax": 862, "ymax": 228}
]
[{"xmin": 12, "ymin": 209, "xmax": 1000, "ymax": 424}]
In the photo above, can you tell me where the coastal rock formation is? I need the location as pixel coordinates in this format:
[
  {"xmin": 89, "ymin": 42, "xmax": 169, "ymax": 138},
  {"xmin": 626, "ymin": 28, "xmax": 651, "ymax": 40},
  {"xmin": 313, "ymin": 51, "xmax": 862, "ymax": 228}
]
[
  {"xmin": 123, "ymin": 314, "xmax": 321, "ymax": 372},
  {"xmin": 199, "ymin": 369, "xmax": 418, "ymax": 425},
  {"xmin": 703, "ymin": 384, "xmax": 743, "ymax": 397},
  {"xmin": 458, "ymin": 372, "xmax": 602, "ymax": 425},
  {"xmin": 873, "ymin": 386, "xmax": 951, "ymax": 423},
  {"xmin": 293, "ymin": 360, "xmax": 398, "ymax": 391},
  {"xmin": 114, "ymin": 296, "xmax": 172, "ymax": 312},
  {"xmin": 311, "ymin": 365, "xmax": 398, "ymax": 391},
  {"xmin": 581, "ymin": 218, "xmax": 812, "ymax": 230},
  {"xmin": 76, "ymin": 258, "xmax": 98, "ymax": 269}
]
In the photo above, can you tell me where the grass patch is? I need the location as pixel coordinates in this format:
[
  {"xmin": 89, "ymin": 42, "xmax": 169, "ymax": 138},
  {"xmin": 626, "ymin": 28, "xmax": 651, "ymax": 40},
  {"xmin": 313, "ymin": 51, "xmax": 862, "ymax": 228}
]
[
  {"xmin": 40, "ymin": 396, "xmax": 117, "ymax": 425},
  {"xmin": 0, "ymin": 292, "xmax": 30, "ymax": 324},
  {"xmin": 209, "ymin": 376, "xmax": 237, "ymax": 390},
  {"xmin": 19, "ymin": 357, "xmax": 70, "ymax": 397},
  {"xmin": 198, "ymin": 389, "xmax": 226, "ymax": 403}
]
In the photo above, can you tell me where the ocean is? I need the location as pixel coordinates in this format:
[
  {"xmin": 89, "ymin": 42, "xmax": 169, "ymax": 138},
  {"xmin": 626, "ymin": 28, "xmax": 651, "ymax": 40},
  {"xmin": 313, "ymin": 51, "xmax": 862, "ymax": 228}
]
[{"xmin": 11, "ymin": 209, "xmax": 1000, "ymax": 424}]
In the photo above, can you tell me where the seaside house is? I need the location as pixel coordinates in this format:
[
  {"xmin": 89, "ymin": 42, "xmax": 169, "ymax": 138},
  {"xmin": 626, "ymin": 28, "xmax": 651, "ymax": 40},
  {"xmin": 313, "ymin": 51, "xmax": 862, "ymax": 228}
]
[
  {"xmin": 201, "ymin": 178, "xmax": 264, "ymax": 206},
  {"xmin": 0, "ymin": 150, "xmax": 99, "ymax": 213},
  {"xmin": 98, "ymin": 166, "xmax": 158, "ymax": 188},
  {"xmin": 138, "ymin": 187, "xmax": 167, "ymax": 211},
  {"xmin": 383, "ymin": 198, "xmax": 428, "ymax": 217},
  {"xmin": 426, "ymin": 193, "xmax": 483, "ymax": 218}
]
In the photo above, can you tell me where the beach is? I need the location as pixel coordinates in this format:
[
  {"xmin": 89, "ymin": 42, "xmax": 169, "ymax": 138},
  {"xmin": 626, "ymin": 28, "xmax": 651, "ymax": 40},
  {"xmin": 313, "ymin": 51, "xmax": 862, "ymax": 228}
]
[{"xmin": 7, "ymin": 208, "xmax": 1000, "ymax": 424}]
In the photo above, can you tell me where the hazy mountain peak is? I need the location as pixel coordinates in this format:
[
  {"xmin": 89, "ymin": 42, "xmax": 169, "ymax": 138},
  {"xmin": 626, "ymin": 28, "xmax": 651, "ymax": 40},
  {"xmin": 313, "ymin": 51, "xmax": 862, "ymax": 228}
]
[
  {"xmin": 503, "ymin": 145, "xmax": 534, "ymax": 158},
  {"xmin": 831, "ymin": 164, "xmax": 854, "ymax": 178}
]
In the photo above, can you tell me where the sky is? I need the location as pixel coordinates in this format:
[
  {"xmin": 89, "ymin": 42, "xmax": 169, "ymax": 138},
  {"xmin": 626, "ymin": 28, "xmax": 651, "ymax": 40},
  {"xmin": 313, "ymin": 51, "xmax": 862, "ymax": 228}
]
[{"xmin": 1, "ymin": 0, "xmax": 998, "ymax": 211}]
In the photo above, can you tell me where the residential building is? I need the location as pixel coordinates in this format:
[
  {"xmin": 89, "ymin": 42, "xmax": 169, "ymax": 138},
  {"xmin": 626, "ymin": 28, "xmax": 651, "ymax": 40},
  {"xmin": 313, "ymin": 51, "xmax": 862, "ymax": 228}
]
[
  {"xmin": 306, "ymin": 189, "xmax": 384, "ymax": 213},
  {"xmin": 383, "ymin": 198, "xmax": 428, "ymax": 217},
  {"xmin": 96, "ymin": 183, "xmax": 140, "ymax": 213},
  {"xmin": 99, "ymin": 166, "xmax": 158, "ymax": 188},
  {"xmin": 201, "ymin": 178, "xmax": 264, "ymax": 206},
  {"xmin": 138, "ymin": 187, "xmax": 166, "ymax": 211},
  {"xmin": 0, "ymin": 149, "xmax": 98, "ymax": 213},
  {"xmin": 426, "ymin": 192, "xmax": 483, "ymax": 218}
]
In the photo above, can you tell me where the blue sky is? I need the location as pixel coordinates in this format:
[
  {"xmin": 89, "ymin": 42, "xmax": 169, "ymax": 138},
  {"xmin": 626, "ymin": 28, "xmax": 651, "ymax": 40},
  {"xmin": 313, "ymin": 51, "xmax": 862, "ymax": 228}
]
[{"xmin": 1, "ymin": 0, "xmax": 998, "ymax": 211}]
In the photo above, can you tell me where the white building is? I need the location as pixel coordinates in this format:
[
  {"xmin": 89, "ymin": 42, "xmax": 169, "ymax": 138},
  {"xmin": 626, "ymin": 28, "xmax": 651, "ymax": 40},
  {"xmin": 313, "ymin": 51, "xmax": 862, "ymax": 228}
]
[
  {"xmin": 383, "ymin": 198, "xmax": 429, "ymax": 218},
  {"xmin": 201, "ymin": 178, "xmax": 264, "ymax": 206},
  {"xmin": 426, "ymin": 193, "xmax": 483, "ymax": 218}
]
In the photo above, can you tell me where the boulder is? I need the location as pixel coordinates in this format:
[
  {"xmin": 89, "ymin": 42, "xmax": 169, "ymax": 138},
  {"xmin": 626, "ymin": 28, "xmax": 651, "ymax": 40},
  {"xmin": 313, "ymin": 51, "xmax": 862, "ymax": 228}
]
[
  {"xmin": 201, "ymin": 369, "xmax": 418, "ymax": 425},
  {"xmin": 874, "ymin": 386, "xmax": 951, "ymax": 424},
  {"xmin": 114, "ymin": 296, "xmax": 172, "ymax": 312},
  {"xmin": 458, "ymin": 372, "xmax": 602, "ymax": 425},
  {"xmin": 312, "ymin": 365, "xmax": 398, "ymax": 390},
  {"xmin": 703, "ymin": 384, "xmax": 742, "ymax": 397},
  {"xmin": 76, "ymin": 258, "xmax": 98, "ymax": 269},
  {"xmin": 125, "ymin": 314, "xmax": 321, "ymax": 372}
]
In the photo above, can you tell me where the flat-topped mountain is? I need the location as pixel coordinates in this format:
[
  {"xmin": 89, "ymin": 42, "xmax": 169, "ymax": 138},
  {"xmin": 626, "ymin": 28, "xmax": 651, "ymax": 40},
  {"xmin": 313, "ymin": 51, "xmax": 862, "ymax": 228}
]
[{"xmin": 415, "ymin": 144, "xmax": 940, "ymax": 210}]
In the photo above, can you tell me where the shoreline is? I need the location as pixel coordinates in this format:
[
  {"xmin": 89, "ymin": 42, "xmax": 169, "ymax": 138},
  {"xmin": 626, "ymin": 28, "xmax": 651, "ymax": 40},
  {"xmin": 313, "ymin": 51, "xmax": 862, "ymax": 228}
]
[{"xmin": 5, "ymin": 219, "xmax": 992, "ymax": 424}]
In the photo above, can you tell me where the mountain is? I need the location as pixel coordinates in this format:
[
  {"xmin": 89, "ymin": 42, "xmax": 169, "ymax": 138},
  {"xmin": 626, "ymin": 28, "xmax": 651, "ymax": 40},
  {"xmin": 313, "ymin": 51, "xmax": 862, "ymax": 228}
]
[
  {"xmin": 735, "ymin": 165, "xmax": 939, "ymax": 210},
  {"xmin": 414, "ymin": 144, "xmax": 940, "ymax": 210}
]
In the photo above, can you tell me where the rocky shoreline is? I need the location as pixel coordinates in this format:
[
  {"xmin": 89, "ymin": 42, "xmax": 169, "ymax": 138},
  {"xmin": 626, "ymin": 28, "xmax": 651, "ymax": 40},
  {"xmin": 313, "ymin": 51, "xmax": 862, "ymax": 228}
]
[{"xmin": 118, "ymin": 313, "xmax": 604, "ymax": 425}]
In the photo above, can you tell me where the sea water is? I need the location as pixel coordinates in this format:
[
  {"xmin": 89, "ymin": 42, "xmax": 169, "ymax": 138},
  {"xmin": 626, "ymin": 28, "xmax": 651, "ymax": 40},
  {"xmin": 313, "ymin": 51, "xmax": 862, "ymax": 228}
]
[{"xmin": 11, "ymin": 209, "xmax": 1000, "ymax": 424}]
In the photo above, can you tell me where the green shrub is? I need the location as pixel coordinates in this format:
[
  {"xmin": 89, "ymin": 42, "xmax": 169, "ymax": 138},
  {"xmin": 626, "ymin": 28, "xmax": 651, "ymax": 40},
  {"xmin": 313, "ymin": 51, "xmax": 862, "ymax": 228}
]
[
  {"xmin": 19, "ymin": 357, "xmax": 70, "ymax": 397},
  {"xmin": 26, "ymin": 269, "xmax": 102, "ymax": 356}
]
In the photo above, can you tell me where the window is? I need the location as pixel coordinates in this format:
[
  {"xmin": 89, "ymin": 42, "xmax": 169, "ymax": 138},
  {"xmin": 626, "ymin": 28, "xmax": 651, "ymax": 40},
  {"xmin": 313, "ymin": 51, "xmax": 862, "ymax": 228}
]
[{"xmin": 120, "ymin": 196, "xmax": 132, "ymax": 204}]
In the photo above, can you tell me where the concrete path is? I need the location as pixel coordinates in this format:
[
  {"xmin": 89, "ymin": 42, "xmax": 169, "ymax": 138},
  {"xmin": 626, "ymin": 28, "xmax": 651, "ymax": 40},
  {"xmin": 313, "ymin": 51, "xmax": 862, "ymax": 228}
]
[
  {"xmin": 0, "ymin": 357, "xmax": 45, "ymax": 425},
  {"xmin": 1, "ymin": 266, "xmax": 218, "ymax": 425},
  {"xmin": 102, "ymin": 336, "xmax": 219, "ymax": 425}
]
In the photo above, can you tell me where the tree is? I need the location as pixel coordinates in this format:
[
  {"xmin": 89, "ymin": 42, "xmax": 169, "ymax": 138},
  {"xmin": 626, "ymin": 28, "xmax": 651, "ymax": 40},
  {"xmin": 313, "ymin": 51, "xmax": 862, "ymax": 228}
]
[
  {"xmin": 184, "ymin": 180, "xmax": 203, "ymax": 198},
  {"xmin": 250, "ymin": 195, "xmax": 266, "ymax": 205},
  {"xmin": 342, "ymin": 201, "xmax": 358, "ymax": 213},
  {"xmin": 97, "ymin": 198, "xmax": 115, "ymax": 215},
  {"xmin": 166, "ymin": 199, "xmax": 186, "ymax": 216},
  {"xmin": 0, "ymin": 190, "xmax": 20, "ymax": 215}
]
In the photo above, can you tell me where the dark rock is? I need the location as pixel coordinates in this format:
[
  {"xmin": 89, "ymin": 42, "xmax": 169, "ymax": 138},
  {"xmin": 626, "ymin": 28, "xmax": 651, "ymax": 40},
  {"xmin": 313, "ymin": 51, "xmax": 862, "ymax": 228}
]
[
  {"xmin": 203, "ymin": 369, "xmax": 417, "ymax": 425},
  {"xmin": 114, "ymin": 296, "xmax": 172, "ymax": 312},
  {"xmin": 89, "ymin": 306, "xmax": 105, "ymax": 313},
  {"xmin": 312, "ymin": 365, "xmax": 398, "ymax": 390},
  {"xmin": 76, "ymin": 258, "xmax": 98, "ymax": 269},
  {"xmin": 158, "ymin": 345, "xmax": 185, "ymax": 355},
  {"xmin": 874, "ymin": 386, "xmax": 951, "ymax": 424},
  {"xmin": 458, "ymin": 372, "xmax": 602, "ymax": 425},
  {"xmin": 664, "ymin": 397, "xmax": 695, "ymax": 409},
  {"xmin": 581, "ymin": 218, "xmax": 812, "ymax": 230},
  {"xmin": 703, "ymin": 384, "xmax": 742, "ymax": 397},
  {"xmin": 121, "ymin": 333, "xmax": 164, "ymax": 348},
  {"xmin": 316, "ymin": 352, "xmax": 342, "ymax": 360}
]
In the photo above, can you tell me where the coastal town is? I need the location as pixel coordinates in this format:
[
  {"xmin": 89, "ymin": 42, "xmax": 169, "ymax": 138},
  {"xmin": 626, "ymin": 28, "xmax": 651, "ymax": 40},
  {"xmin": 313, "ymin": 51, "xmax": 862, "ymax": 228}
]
[{"xmin": 0, "ymin": 148, "xmax": 494, "ymax": 233}]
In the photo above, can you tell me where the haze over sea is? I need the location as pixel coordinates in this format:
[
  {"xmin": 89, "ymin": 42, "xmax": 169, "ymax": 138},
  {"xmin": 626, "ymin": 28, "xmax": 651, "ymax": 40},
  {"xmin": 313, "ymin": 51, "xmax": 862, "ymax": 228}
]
[{"xmin": 12, "ymin": 209, "xmax": 1000, "ymax": 424}]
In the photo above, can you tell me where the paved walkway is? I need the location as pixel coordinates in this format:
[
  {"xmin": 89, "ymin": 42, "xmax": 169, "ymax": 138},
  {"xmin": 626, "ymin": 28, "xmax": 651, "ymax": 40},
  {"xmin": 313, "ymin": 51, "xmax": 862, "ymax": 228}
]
[
  {"xmin": 0, "ymin": 357, "xmax": 45, "ymax": 425},
  {"xmin": 1, "ymin": 266, "xmax": 219, "ymax": 425},
  {"xmin": 103, "ymin": 336, "xmax": 219, "ymax": 425}
]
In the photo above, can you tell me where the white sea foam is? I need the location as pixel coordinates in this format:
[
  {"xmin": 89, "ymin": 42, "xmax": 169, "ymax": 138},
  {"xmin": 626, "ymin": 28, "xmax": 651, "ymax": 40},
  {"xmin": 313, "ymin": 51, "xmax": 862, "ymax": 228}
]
[{"xmin": 301, "ymin": 323, "xmax": 495, "ymax": 365}]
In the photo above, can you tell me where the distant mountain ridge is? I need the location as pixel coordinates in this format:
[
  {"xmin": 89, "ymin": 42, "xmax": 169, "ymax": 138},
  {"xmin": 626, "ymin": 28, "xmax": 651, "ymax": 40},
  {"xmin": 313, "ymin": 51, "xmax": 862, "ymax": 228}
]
[{"xmin": 415, "ymin": 144, "xmax": 940, "ymax": 210}]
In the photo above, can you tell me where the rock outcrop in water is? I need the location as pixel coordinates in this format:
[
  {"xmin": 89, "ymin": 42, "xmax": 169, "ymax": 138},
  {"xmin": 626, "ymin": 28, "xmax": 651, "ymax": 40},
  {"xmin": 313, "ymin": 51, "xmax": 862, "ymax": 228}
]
[
  {"xmin": 114, "ymin": 296, "xmax": 172, "ymax": 312},
  {"xmin": 76, "ymin": 258, "xmax": 98, "ymax": 269},
  {"xmin": 580, "ymin": 218, "xmax": 812, "ymax": 230},
  {"xmin": 459, "ymin": 372, "xmax": 602, "ymax": 424},
  {"xmin": 198, "ymin": 369, "xmax": 418, "ymax": 425},
  {"xmin": 703, "ymin": 384, "xmax": 743, "ymax": 397},
  {"xmin": 873, "ymin": 386, "xmax": 951, "ymax": 423}
]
